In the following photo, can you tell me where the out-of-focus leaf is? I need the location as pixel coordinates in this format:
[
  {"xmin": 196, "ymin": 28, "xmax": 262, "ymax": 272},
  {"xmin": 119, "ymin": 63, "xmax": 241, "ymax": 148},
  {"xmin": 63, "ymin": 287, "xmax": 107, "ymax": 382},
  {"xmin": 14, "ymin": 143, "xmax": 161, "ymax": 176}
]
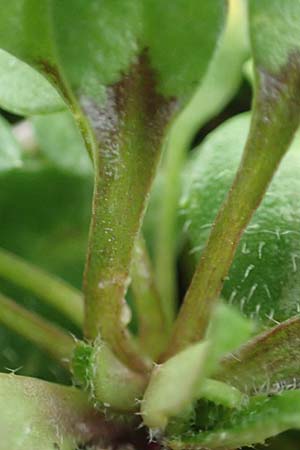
[
  {"xmin": 180, "ymin": 113, "xmax": 300, "ymax": 324},
  {"xmin": 0, "ymin": 159, "xmax": 92, "ymax": 380},
  {"xmin": 0, "ymin": 115, "xmax": 22, "ymax": 171},
  {"xmin": 0, "ymin": 372, "xmax": 103, "ymax": 450},
  {"xmin": 32, "ymin": 111, "xmax": 92, "ymax": 175},
  {"xmin": 0, "ymin": 49, "xmax": 66, "ymax": 116}
]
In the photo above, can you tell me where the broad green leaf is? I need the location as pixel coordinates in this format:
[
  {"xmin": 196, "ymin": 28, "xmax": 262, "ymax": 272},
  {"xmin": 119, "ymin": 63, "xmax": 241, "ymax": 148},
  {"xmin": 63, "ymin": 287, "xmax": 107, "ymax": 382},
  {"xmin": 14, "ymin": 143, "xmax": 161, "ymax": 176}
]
[
  {"xmin": 217, "ymin": 315, "xmax": 300, "ymax": 395},
  {"xmin": 0, "ymin": 1, "xmax": 224, "ymax": 103},
  {"xmin": 0, "ymin": 115, "xmax": 22, "ymax": 171},
  {"xmin": 0, "ymin": 372, "xmax": 102, "ymax": 450},
  {"xmin": 52, "ymin": 1, "xmax": 224, "ymax": 100},
  {"xmin": 167, "ymin": 391, "xmax": 300, "ymax": 450},
  {"xmin": 32, "ymin": 111, "xmax": 92, "ymax": 175},
  {"xmin": 181, "ymin": 113, "xmax": 300, "ymax": 323},
  {"xmin": 51, "ymin": 0, "xmax": 142, "ymax": 101},
  {"xmin": 143, "ymin": 1, "xmax": 224, "ymax": 98},
  {"xmin": 0, "ymin": 159, "xmax": 92, "ymax": 380},
  {"xmin": 0, "ymin": 49, "xmax": 66, "ymax": 116}
]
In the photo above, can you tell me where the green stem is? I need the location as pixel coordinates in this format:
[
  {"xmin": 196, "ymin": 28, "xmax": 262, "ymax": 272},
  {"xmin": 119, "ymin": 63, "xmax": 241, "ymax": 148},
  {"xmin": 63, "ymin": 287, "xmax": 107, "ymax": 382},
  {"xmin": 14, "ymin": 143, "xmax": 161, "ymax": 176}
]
[
  {"xmin": 164, "ymin": 59, "xmax": 300, "ymax": 358},
  {"xmin": 40, "ymin": 58, "xmax": 161, "ymax": 373},
  {"xmin": 0, "ymin": 247, "xmax": 83, "ymax": 327},
  {"xmin": 0, "ymin": 292, "xmax": 75, "ymax": 366},
  {"xmin": 83, "ymin": 55, "xmax": 172, "ymax": 373},
  {"xmin": 155, "ymin": 0, "xmax": 249, "ymax": 326},
  {"xmin": 130, "ymin": 235, "xmax": 168, "ymax": 360}
]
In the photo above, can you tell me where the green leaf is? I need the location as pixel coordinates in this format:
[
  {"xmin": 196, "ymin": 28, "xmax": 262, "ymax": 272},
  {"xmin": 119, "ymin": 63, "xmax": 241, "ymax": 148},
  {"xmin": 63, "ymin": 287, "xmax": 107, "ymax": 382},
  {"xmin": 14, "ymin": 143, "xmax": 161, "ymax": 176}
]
[
  {"xmin": 143, "ymin": 1, "xmax": 224, "ymax": 98},
  {"xmin": 180, "ymin": 113, "xmax": 300, "ymax": 323},
  {"xmin": 0, "ymin": 115, "xmax": 22, "ymax": 171},
  {"xmin": 142, "ymin": 303, "xmax": 252, "ymax": 430},
  {"xmin": 32, "ymin": 111, "xmax": 92, "ymax": 175},
  {"xmin": 0, "ymin": 49, "xmax": 66, "ymax": 116},
  {"xmin": 167, "ymin": 391, "xmax": 300, "ymax": 450},
  {"xmin": 142, "ymin": 341, "xmax": 209, "ymax": 430},
  {"xmin": 205, "ymin": 302, "xmax": 254, "ymax": 374},
  {"xmin": 51, "ymin": 0, "xmax": 142, "ymax": 101},
  {"xmin": 217, "ymin": 315, "xmax": 300, "ymax": 395},
  {"xmin": 0, "ymin": 1, "xmax": 224, "ymax": 103},
  {"xmin": 0, "ymin": 372, "xmax": 102, "ymax": 450},
  {"xmin": 52, "ymin": 0, "xmax": 224, "ymax": 100},
  {"xmin": 0, "ymin": 159, "xmax": 92, "ymax": 380}
]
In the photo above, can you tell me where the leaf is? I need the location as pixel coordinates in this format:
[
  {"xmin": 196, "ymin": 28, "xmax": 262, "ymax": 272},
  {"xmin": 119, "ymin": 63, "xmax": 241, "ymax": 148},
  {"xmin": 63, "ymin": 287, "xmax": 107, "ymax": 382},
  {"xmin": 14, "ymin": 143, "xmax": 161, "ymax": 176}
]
[
  {"xmin": 0, "ymin": 372, "xmax": 103, "ymax": 450},
  {"xmin": 167, "ymin": 391, "xmax": 300, "ymax": 450},
  {"xmin": 52, "ymin": 0, "xmax": 224, "ymax": 100},
  {"xmin": 0, "ymin": 115, "xmax": 22, "ymax": 171},
  {"xmin": 180, "ymin": 113, "xmax": 300, "ymax": 324},
  {"xmin": 51, "ymin": 0, "xmax": 142, "ymax": 101},
  {"xmin": 0, "ymin": 1, "xmax": 224, "ymax": 103},
  {"xmin": 142, "ymin": 303, "xmax": 252, "ymax": 430},
  {"xmin": 142, "ymin": 341, "xmax": 209, "ymax": 430},
  {"xmin": 217, "ymin": 315, "xmax": 300, "ymax": 395},
  {"xmin": 143, "ymin": 1, "xmax": 225, "ymax": 98},
  {"xmin": 205, "ymin": 302, "xmax": 254, "ymax": 374},
  {"xmin": 32, "ymin": 111, "xmax": 92, "ymax": 175},
  {"xmin": 0, "ymin": 158, "xmax": 92, "ymax": 380},
  {"xmin": 0, "ymin": 49, "xmax": 66, "ymax": 116}
]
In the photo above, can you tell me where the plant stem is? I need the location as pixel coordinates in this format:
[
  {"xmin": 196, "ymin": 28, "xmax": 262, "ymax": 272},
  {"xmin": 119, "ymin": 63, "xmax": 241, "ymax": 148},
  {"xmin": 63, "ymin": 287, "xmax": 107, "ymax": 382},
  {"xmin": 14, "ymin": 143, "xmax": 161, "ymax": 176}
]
[
  {"xmin": 155, "ymin": 0, "xmax": 249, "ymax": 327},
  {"xmin": 0, "ymin": 292, "xmax": 75, "ymax": 365},
  {"xmin": 0, "ymin": 247, "xmax": 83, "ymax": 327},
  {"xmin": 163, "ymin": 59, "xmax": 300, "ymax": 359},
  {"xmin": 82, "ymin": 55, "xmax": 173, "ymax": 372},
  {"xmin": 130, "ymin": 235, "xmax": 168, "ymax": 360}
]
